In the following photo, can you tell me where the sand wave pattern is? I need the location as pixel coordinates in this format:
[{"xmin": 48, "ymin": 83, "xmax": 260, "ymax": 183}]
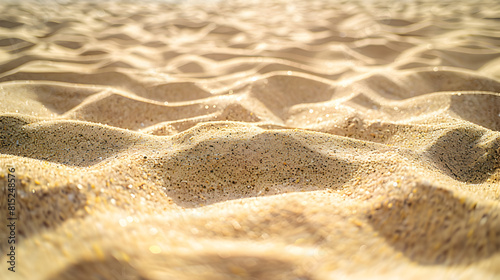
[{"xmin": 1, "ymin": 0, "xmax": 500, "ymax": 279}]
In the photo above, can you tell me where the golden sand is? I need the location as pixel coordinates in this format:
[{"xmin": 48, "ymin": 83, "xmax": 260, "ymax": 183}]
[{"xmin": 1, "ymin": 0, "xmax": 500, "ymax": 279}]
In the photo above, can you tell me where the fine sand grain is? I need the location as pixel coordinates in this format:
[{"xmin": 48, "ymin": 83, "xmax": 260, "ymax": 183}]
[{"xmin": 1, "ymin": 0, "xmax": 500, "ymax": 279}]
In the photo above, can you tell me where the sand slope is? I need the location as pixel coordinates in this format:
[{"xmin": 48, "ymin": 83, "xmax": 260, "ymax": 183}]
[{"xmin": 1, "ymin": 0, "xmax": 500, "ymax": 279}]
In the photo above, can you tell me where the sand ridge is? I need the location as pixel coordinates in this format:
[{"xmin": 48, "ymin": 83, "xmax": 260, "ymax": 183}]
[{"xmin": 1, "ymin": 0, "xmax": 500, "ymax": 279}]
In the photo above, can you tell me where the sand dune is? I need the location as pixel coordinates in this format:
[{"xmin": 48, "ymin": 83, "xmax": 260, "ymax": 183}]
[{"xmin": 1, "ymin": 0, "xmax": 500, "ymax": 279}]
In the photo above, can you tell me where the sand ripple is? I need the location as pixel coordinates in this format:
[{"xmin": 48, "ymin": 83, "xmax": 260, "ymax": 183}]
[{"xmin": 1, "ymin": 0, "xmax": 500, "ymax": 279}]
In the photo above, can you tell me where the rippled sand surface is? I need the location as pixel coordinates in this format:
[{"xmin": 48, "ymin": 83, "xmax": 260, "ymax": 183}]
[{"xmin": 1, "ymin": 0, "xmax": 500, "ymax": 279}]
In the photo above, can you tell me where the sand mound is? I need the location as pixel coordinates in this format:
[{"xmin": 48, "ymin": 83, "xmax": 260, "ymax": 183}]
[{"xmin": 1, "ymin": 0, "xmax": 500, "ymax": 279}]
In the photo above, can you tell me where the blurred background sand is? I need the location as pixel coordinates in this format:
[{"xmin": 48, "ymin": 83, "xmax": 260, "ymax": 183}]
[{"xmin": 1, "ymin": 0, "xmax": 500, "ymax": 279}]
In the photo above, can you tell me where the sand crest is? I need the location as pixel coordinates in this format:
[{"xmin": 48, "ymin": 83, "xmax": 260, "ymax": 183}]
[{"xmin": 1, "ymin": 0, "xmax": 500, "ymax": 279}]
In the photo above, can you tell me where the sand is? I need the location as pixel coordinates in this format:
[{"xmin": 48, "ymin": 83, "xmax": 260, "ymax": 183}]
[{"xmin": 0, "ymin": 0, "xmax": 500, "ymax": 279}]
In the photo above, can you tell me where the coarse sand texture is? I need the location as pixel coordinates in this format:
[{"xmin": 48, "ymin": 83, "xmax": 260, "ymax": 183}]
[{"xmin": 1, "ymin": 0, "xmax": 500, "ymax": 279}]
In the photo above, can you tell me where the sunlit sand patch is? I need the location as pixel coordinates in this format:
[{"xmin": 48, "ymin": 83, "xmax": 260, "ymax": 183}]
[{"xmin": 1, "ymin": 0, "xmax": 500, "ymax": 279}]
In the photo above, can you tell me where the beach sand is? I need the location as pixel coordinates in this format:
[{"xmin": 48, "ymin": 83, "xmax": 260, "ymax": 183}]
[{"xmin": 1, "ymin": 0, "xmax": 500, "ymax": 279}]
